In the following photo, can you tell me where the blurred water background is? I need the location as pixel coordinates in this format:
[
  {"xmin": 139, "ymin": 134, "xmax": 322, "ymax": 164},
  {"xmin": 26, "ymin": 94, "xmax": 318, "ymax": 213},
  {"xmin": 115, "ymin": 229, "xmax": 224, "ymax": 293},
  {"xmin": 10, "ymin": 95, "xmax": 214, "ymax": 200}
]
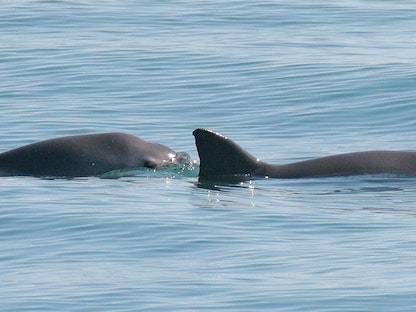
[{"xmin": 1, "ymin": 1, "xmax": 416, "ymax": 311}]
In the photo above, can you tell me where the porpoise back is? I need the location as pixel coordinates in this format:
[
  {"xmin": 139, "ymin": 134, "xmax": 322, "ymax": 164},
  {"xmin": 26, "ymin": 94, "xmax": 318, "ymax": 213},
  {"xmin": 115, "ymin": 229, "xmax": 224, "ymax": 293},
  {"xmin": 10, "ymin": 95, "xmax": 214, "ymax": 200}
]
[{"xmin": 193, "ymin": 129, "xmax": 416, "ymax": 181}]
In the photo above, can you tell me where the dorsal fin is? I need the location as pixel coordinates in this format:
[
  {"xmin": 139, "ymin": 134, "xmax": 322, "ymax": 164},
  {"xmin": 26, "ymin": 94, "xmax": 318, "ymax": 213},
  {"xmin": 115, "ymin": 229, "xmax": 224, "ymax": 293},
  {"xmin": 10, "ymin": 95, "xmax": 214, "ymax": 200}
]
[{"xmin": 193, "ymin": 129, "xmax": 262, "ymax": 180}]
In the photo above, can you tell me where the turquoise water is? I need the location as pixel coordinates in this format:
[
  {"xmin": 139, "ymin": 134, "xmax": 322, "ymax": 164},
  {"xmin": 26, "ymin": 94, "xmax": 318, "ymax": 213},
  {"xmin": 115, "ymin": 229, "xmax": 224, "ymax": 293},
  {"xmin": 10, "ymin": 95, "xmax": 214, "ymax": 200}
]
[{"xmin": 2, "ymin": 1, "xmax": 416, "ymax": 310}]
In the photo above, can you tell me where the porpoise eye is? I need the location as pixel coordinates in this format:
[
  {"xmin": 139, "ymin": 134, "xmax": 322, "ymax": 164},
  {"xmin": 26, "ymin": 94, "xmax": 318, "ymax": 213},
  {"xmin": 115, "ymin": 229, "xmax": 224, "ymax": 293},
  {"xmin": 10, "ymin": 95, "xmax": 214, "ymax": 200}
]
[{"xmin": 143, "ymin": 160, "xmax": 157, "ymax": 169}]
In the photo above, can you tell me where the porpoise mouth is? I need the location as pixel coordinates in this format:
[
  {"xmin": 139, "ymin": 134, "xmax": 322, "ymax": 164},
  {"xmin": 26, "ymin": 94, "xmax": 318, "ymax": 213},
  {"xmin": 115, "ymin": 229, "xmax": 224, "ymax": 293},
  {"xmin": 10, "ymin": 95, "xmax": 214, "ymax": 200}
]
[{"xmin": 165, "ymin": 152, "xmax": 192, "ymax": 166}]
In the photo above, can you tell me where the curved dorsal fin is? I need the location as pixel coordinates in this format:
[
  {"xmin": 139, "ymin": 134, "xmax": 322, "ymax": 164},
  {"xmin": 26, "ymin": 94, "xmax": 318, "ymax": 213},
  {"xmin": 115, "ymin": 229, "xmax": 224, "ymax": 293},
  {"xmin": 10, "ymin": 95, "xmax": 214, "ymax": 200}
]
[{"xmin": 193, "ymin": 129, "xmax": 261, "ymax": 180}]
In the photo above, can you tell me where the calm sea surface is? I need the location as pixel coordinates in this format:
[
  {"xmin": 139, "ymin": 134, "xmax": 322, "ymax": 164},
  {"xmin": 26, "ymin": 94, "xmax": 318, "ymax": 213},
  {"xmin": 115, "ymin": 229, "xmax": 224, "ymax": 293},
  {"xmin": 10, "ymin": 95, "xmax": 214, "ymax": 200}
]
[{"xmin": 1, "ymin": 1, "xmax": 416, "ymax": 311}]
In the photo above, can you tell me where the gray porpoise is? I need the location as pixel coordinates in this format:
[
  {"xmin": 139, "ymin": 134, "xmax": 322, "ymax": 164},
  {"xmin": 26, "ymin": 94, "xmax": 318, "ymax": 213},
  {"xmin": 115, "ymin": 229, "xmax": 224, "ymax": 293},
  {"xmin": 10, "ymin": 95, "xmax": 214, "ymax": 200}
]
[
  {"xmin": 0, "ymin": 132, "xmax": 186, "ymax": 177},
  {"xmin": 193, "ymin": 129, "xmax": 416, "ymax": 181}
]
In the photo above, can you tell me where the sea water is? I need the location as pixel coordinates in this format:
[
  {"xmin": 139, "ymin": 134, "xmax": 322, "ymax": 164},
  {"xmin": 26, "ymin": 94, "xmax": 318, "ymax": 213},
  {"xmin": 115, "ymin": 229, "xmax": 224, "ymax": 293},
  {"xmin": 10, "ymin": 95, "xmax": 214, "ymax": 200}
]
[{"xmin": 1, "ymin": 1, "xmax": 416, "ymax": 311}]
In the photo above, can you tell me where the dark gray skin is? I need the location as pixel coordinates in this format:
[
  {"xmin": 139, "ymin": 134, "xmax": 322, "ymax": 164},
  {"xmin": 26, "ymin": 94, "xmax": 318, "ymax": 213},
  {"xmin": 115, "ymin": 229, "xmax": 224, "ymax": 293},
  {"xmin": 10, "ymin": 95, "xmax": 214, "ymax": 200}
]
[
  {"xmin": 0, "ymin": 132, "xmax": 186, "ymax": 177},
  {"xmin": 193, "ymin": 129, "xmax": 416, "ymax": 181}
]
